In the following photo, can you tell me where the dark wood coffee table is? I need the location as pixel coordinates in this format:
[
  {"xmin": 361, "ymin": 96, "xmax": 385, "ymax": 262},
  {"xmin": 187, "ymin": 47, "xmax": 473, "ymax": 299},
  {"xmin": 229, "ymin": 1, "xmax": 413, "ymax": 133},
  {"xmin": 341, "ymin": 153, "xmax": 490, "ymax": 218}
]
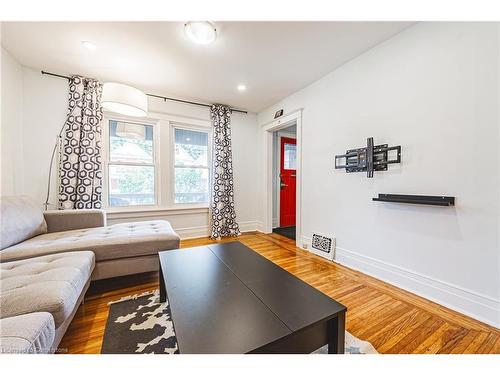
[{"xmin": 158, "ymin": 241, "xmax": 346, "ymax": 354}]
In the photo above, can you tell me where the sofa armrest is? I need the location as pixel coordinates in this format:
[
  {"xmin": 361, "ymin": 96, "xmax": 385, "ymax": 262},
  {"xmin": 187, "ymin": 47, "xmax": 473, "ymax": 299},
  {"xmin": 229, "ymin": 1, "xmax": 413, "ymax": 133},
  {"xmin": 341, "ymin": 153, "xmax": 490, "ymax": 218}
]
[{"xmin": 43, "ymin": 209, "xmax": 107, "ymax": 233}]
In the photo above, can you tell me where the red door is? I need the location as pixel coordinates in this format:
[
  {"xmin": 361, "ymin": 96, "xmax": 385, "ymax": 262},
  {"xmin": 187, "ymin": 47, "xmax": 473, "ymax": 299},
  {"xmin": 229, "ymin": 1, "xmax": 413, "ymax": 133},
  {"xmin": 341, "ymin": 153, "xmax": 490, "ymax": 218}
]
[{"xmin": 279, "ymin": 137, "xmax": 297, "ymax": 227}]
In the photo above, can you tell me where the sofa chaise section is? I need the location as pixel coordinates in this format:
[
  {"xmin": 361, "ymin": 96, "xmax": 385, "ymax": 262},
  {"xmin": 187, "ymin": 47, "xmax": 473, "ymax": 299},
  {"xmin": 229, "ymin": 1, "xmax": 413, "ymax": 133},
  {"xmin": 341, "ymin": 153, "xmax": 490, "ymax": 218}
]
[
  {"xmin": 0, "ymin": 251, "xmax": 95, "ymax": 352},
  {"xmin": 1, "ymin": 220, "xmax": 180, "ymax": 279}
]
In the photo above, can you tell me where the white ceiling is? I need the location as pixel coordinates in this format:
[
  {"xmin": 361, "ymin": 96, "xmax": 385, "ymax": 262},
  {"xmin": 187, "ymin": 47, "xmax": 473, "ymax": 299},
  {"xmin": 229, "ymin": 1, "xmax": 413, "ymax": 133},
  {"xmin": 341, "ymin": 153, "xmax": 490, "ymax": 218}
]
[{"xmin": 1, "ymin": 22, "xmax": 413, "ymax": 112}]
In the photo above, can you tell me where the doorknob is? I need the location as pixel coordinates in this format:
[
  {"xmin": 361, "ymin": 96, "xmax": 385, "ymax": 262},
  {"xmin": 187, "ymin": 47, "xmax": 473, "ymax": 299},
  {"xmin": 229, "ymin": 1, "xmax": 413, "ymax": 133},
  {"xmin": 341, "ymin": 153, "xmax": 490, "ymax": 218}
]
[{"xmin": 280, "ymin": 181, "xmax": 288, "ymax": 189}]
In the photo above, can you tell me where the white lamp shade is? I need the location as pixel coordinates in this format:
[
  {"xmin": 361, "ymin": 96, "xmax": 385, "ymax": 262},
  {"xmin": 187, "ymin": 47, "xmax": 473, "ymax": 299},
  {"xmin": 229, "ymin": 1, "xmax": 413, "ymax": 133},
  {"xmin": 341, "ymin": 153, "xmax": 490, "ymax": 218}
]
[{"xmin": 101, "ymin": 82, "xmax": 148, "ymax": 117}]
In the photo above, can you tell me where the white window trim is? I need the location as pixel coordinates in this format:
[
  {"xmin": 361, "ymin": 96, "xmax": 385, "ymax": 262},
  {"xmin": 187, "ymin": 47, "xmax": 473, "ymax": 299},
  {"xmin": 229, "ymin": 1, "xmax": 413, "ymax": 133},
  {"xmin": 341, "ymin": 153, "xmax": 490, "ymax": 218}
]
[
  {"xmin": 169, "ymin": 121, "xmax": 212, "ymax": 209},
  {"xmin": 102, "ymin": 111, "xmax": 212, "ymax": 213},
  {"xmin": 102, "ymin": 114, "xmax": 161, "ymax": 211}
]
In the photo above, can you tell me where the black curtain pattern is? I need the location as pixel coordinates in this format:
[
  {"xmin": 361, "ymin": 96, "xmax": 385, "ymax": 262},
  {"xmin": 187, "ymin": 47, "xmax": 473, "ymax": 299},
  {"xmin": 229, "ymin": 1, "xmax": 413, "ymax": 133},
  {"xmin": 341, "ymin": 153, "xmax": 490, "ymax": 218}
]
[
  {"xmin": 59, "ymin": 76, "xmax": 103, "ymax": 209},
  {"xmin": 210, "ymin": 104, "xmax": 240, "ymax": 239}
]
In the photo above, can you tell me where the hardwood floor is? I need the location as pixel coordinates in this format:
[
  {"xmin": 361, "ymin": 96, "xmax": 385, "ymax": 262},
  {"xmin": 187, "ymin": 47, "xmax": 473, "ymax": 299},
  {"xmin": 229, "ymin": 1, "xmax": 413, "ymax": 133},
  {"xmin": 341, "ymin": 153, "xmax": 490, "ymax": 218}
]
[{"xmin": 59, "ymin": 232, "xmax": 500, "ymax": 354}]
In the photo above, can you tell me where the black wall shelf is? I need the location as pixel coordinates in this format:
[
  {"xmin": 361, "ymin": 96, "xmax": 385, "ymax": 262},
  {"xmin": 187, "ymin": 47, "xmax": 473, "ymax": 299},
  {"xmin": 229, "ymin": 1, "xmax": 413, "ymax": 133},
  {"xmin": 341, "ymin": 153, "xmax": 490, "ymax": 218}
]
[{"xmin": 372, "ymin": 194, "xmax": 455, "ymax": 207}]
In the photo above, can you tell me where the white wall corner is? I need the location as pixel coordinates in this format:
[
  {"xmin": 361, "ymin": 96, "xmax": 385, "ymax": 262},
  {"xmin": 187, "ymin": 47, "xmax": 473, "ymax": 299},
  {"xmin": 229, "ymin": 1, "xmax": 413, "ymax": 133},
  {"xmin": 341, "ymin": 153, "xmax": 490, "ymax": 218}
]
[
  {"xmin": 238, "ymin": 220, "xmax": 260, "ymax": 233},
  {"xmin": 255, "ymin": 221, "xmax": 265, "ymax": 233}
]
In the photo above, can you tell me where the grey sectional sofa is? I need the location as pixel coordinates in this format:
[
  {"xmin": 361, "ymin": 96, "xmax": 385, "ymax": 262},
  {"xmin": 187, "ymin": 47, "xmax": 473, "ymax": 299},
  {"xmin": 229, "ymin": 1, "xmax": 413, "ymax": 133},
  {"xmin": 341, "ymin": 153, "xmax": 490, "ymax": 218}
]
[
  {"xmin": 0, "ymin": 196, "xmax": 181, "ymax": 353},
  {"xmin": 1, "ymin": 251, "xmax": 95, "ymax": 353}
]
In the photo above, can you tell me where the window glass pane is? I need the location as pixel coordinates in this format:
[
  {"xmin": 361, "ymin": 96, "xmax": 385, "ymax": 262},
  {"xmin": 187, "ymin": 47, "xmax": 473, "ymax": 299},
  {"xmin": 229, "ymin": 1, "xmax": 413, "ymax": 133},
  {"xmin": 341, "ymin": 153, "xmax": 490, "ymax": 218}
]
[
  {"xmin": 109, "ymin": 120, "xmax": 153, "ymax": 163},
  {"xmin": 174, "ymin": 128, "xmax": 208, "ymax": 167},
  {"xmin": 284, "ymin": 143, "xmax": 297, "ymax": 170},
  {"xmin": 108, "ymin": 165, "xmax": 155, "ymax": 206},
  {"xmin": 174, "ymin": 168, "xmax": 209, "ymax": 204}
]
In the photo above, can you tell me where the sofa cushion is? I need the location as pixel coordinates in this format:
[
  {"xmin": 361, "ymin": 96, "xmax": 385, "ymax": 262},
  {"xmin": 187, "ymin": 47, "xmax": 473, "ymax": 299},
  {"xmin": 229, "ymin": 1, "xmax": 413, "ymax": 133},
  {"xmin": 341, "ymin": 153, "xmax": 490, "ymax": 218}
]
[
  {"xmin": 0, "ymin": 312, "xmax": 55, "ymax": 354},
  {"xmin": 0, "ymin": 220, "xmax": 180, "ymax": 263},
  {"xmin": 0, "ymin": 196, "xmax": 47, "ymax": 250},
  {"xmin": 0, "ymin": 251, "xmax": 95, "ymax": 328}
]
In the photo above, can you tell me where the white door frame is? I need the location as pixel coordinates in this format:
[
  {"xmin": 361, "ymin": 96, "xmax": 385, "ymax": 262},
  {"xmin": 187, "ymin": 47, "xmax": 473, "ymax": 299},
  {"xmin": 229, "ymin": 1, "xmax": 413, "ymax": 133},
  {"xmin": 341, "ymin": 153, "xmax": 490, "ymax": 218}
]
[{"xmin": 261, "ymin": 109, "xmax": 303, "ymax": 248}]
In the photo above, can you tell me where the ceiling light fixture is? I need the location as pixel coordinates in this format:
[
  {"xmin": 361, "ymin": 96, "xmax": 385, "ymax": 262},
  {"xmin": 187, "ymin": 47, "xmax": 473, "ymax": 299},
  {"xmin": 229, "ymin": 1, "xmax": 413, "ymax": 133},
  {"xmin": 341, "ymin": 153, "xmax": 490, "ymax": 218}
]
[
  {"xmin": 184, "ymin": 21, "xmax": 217, "ymax": 45},
  {"xmin": 101, "ymin": 82, "xmax": 148, "ymax": 117},
  {"xmin": 237, "ymin": 84, "xmax": 247, "ymax": 92},
  {"xmin": 81, "ymin": 41, "xmax": 97, "ymax": 51}
]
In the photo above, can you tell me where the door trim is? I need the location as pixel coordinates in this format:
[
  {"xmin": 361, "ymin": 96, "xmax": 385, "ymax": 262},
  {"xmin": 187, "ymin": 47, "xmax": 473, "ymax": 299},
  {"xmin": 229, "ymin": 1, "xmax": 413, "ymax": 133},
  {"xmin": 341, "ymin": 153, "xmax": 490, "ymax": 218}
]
[{"xmin": 261, "ymin": 109, "xmax": 303, "ymax": 248}]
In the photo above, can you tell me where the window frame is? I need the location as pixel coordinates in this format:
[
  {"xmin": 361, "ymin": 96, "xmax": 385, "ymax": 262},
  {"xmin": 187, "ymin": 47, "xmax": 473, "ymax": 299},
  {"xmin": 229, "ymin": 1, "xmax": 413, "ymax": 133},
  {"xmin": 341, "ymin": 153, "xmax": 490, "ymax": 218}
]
[
  {"xmin": 169, "ymin": 122, "xmax": 212, "ymax": 208},
  {"xmin": 103, "ymin": 115, "xmax": 161, "ymax": 210}
]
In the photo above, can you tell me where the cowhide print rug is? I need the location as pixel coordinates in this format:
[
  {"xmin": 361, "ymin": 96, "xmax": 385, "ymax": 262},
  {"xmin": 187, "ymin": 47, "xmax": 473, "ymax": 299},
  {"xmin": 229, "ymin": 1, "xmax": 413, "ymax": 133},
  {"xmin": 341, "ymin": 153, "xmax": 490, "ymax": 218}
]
[{"xmin": 101, "ymin": 290, "xmax": 378, "ymax": 354}]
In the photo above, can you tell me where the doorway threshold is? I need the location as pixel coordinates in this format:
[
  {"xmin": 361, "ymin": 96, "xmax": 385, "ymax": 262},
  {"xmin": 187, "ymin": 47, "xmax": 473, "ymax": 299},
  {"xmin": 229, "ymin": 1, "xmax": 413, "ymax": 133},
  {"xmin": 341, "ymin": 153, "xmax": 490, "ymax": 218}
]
[{"xmin": 272, "ymin": 226, "xmax": 296, "ymax": 240}]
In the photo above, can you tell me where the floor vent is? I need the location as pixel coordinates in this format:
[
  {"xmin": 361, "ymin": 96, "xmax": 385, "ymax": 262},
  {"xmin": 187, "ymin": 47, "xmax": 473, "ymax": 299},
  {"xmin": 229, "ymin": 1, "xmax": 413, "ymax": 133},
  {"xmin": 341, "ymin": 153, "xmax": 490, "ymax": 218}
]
[{"xmin": 310, "ymin": 233, "xmax": 335, "ymax": 261}]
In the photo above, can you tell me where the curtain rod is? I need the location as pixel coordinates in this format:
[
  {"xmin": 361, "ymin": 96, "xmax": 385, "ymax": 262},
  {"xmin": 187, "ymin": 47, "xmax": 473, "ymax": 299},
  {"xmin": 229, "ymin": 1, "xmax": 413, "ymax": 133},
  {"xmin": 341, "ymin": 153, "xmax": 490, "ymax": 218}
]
[{"xmin": 41, "ymin": 70, "xmax": 248, "ymax": 114}]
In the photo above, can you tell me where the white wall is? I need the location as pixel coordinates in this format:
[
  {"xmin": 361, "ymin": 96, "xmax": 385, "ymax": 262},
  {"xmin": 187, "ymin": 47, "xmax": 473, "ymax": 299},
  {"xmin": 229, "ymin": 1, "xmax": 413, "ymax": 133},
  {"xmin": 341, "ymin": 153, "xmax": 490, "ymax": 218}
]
[
  {"xmin": 22, "ymin": 67, "xmax": 68, "ymax": 203},
  {"xmin": 258, "ymin": 23, "xmax": 500, "ymax": 327},
  {"xmin": 3, "ymin": 65, "xmax": 261, "ymax": 237},
  {"xmin": 1, "ymin": 47, "xmax": 24, "ymax": 195}
]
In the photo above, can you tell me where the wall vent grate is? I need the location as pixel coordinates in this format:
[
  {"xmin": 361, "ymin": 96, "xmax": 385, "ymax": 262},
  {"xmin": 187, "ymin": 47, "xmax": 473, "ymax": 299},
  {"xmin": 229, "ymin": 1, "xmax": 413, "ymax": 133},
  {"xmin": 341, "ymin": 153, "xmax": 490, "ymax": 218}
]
[{"xmin": 311, "ymin": 233, "xmax": 335, "ymax": 261}]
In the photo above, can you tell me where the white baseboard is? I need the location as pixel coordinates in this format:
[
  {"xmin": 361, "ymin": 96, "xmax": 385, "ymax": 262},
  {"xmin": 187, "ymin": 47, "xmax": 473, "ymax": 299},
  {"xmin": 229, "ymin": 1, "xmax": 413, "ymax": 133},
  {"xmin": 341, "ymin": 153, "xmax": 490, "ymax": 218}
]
[
  {"xmin": 176, "ymin": 221, "xmax": 262, "ymax": 240},
  {"xmin": 255, "ymin": 221, "xmax": 265, "ymax": 233},
  {"xmin": 301, "ymin": 236, "xmax": 500, "ymax": 329},
  {"xmin": 239, "ymin": 220, "xmax": 261, "ymax": 233},
  {"xmin": 175, "ymin": 225, "xmax": 210, "ymax": 239}
]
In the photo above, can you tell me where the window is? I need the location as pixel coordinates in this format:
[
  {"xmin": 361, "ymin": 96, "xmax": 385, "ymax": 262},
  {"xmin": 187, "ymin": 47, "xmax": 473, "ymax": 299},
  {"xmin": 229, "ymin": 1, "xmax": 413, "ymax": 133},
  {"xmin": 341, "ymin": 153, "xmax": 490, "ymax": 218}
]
[
  {"xmin": 104, "ymin": 116, "xmax": 211, "ymax": 210},
  {"xmin": 107, "ymin": 120, "xmax": 156, "ymax": 207},
  {"xmin": 283, "ymin": 143, "xmax": 297, "ymax": 170},
  {"xmin": 173, "ymin": 128, "xmax": 209, "ymax": 204}
]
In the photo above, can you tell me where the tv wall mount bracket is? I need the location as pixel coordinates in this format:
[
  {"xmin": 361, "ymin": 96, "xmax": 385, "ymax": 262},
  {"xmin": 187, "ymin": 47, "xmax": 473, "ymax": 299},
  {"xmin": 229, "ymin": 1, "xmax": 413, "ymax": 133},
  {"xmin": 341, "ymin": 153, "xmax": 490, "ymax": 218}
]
[{"xmin": 335, "ymin": 137, "xmax": 401, "ymax": 178}]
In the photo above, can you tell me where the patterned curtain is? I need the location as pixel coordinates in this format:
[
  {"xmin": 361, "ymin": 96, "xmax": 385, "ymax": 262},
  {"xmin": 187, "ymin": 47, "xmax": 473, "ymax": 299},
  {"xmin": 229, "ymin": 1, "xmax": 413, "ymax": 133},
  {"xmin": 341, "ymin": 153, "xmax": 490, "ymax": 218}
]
[
  {"xmin": 59, "ymin": 76, "xmax": 103, "ymax": 209},
  {"xmin": 210, "ymin": 104, "xmax": 240, "ymax": 239}
]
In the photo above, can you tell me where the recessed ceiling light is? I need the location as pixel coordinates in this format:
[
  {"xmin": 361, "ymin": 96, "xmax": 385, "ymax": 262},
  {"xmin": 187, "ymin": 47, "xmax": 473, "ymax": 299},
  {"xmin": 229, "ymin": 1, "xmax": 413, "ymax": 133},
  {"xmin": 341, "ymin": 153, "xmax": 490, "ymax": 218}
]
[
  {"xmin": 186, "ymin": 138, "xmax": 191, "ymax": 142},
  {"xmin": 81, "ymin": 41, "xmax": 97, "ymax": 51},
  {"xmin": 237, "ymin": 84, "xmax": 247, "ymax": 92},
  {"xmin": 184, "ymin": 21, "xmax": 217, "ymax": 45}
]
